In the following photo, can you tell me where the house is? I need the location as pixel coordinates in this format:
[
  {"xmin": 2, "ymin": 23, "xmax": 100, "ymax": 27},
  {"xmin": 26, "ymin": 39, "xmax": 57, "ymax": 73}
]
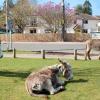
[
  {"xmin": 68, "ymin": 13, "xmax": 100, "ymax": 34},
  {"xmin": 96, "ymin": 16, "xmax": 100, "ymax": 31},
  {"xmin": 23, "ymin": 15, "xmax": 50, "ymax": 34},
  {"xmin": 23, "ymin": 13, "xmax": 100, "ymax": 35}
]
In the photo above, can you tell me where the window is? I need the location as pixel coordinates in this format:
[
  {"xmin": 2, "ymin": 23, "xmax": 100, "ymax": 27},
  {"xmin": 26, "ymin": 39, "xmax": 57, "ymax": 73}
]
[
  {"xmin": 30, "ymin": 30, "xmax": 34, "ymax": 33},
  {"xmin": 98, "ymin": 27, "xmax": 100, "ymax": 32},
  {"xmin": 74, "ymin": 20, "xmax": 77, "ymax": 24},
  {"xmin": 83, "ymin": 19, "xmax": 88, "ymax": 24},
  {"xmin": 82, "ymin": 29, "xmax": 88, "ymax": 33},
  {"xmin": 31, "ymin": 21, "xmax": 37, "ymax": 27},
  {"xmin": 30, "ymin": 29, "xmax": 36, "ymax": 34},
  {"xmin": 33, "ymin": 19, "xmax": 37, "ymax": 24},
  {"xmin": 33, "ymin": 29, "xmax": 36, "ymax": 33}
]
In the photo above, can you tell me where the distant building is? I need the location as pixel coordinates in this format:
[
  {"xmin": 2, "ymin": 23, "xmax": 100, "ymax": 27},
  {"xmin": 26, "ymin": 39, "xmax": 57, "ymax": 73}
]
[
  {"xmin": 23, "ymin": 15, "xmax": 50, "ymax": 34},
  {"xmin": 23, "ymin": 13, "xmax": 100, "ymax": 34},
  {"xmin": 67, "ymin": 13, "xmax": 100, "ymax": 34}
]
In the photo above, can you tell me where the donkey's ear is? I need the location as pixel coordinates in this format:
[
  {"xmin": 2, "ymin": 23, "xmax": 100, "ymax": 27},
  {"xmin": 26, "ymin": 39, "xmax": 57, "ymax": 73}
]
[
  {"xmin": 58, "ymin": 58, "xmax": 64, "ymax": 64},
  {"xmin": 58, "ymin": 58, "xmax": 68, "ymax": 67}
]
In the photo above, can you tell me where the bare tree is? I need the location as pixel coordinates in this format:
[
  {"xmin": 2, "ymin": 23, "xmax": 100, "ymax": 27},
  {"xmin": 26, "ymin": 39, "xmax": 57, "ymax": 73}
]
[
  {"xmin": 38, "ymin": 2, "xmax": 62, "ymax": 33},
  {"xmin": 12, "ymin": 0, "xmax": 36, "ymax": 33},
  {"xmin": 65, "ymin": 7, "xmax": 75, "ymax": 30},
  {"xmin": 37, "ymin": 1, "xmax": 75, "ymax": 33}
]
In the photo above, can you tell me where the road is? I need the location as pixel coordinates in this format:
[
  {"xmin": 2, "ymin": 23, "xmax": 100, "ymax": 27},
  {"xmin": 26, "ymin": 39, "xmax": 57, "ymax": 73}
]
[{"xmin": 1, "ymin": 42, "xmax": 86, "ymax": 51}]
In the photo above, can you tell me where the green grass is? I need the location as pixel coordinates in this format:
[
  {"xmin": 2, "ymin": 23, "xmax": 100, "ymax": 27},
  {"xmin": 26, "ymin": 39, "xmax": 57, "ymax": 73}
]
[{"xmin": 0, "ymin": 58, "xmax": 100, "ymax": 100}]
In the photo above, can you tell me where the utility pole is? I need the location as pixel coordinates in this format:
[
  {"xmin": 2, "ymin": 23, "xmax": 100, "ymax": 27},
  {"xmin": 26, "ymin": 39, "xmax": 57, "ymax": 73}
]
[
  {"xmin": 61, "ymin": 0, "xmax": 66, "ymax": 41},
  {"xmin": 5, "ymin": 0, "xmax": 13, "ymax": 50},
  {"xmin": 5, "ymin": 0, "xmax": 9, "ymax": 50}
]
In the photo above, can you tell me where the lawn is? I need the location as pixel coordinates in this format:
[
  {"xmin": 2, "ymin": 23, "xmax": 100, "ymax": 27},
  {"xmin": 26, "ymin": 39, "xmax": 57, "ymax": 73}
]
[{"xmin": 0, "ymin": 58, "xmax": 100, "ymax": 100}]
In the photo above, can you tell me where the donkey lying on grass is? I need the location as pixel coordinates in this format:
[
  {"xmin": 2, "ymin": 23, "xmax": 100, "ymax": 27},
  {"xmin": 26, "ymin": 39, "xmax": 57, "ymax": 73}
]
[{"xmin": 25, "ymin": 59, "xmax": 73, "ymax": 96}]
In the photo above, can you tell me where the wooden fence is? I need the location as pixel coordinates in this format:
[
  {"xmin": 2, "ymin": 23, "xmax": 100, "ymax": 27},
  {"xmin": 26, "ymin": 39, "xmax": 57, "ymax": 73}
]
[{"xmin": 2, "ymin": 42, "xmax": 88, "ymax": 60}]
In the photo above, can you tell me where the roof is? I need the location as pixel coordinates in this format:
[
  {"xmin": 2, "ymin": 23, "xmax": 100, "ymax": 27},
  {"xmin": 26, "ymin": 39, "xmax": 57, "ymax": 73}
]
[
  {"xmin": 76, "ymin": 13, "xmax": 100, "ymax": 20},
  {"xmin": 96, "ymin": 16, "xmax": 100, "ymax": 20}
]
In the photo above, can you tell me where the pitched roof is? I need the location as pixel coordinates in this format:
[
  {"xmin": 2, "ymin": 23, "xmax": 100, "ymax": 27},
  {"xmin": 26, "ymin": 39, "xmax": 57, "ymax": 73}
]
[
  {"xmin": 76, "ymin": 13, "xmax": 100, "ymax": 20},
  {"xmin": 96, "ymin": 16, "xmax": 100, "ymax": 20}
]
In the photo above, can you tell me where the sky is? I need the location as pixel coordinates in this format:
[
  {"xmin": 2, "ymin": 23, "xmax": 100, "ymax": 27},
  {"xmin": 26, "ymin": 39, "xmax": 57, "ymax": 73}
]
[{"xmin": 0, "ymin": 0, "xmax": 100, "ymax": 15}]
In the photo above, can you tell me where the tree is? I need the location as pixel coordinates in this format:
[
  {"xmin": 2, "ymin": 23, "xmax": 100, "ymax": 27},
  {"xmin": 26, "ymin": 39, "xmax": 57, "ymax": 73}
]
[
  {"xmin": 37, "ymin": 1, "xmax": 74, "ymax": 33},
  {"xmin": 83, "ymin": 0, "xmax": 92, "ymax": 15},
  {"xmin": 75, "ymin": 4, "xmax": 83, "ymax": 13},
  {"xmin": 37, "ymin": 2, "xmax": 61, "ymax": 33},
  {"xmin": 0, "ymin": 7, "xmax": 2, "ymax": 13},
  {"xmin": 8, "ymin": 0, "xmax": 14, "ymax": 8},
  {"xmin": 3, "ymin": 0, "xmax": 14, "ymax": 12},
  {"xmin": 0, "ymin": 12, "xmax": 5, "ymax": 28},
  {"xmin": 75, "ymin": 0, "xmax": 92, "ymax": 15},
  {"xmin": 12, "ymin": 0, "xmax": 36, "ymax": 32},
  {"xmin": 0, "ymin": 0, "xmax": 14, "ymax": 30}
]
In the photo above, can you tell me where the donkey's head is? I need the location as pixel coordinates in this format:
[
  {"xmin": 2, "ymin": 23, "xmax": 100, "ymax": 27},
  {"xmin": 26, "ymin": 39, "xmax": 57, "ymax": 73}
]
[{"xmin": 57, "ymin": 58, "xmax": 73, "ymax": 81}]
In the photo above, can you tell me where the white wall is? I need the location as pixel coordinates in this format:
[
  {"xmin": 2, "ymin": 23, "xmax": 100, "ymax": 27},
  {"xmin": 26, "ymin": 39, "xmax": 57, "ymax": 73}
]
[
  {"xmin": 83, "ymin": 20, "xmax": 98, "ymax": 32},
  {"xmin": 67, "ymin": 27, "xmax": 75, "ymax": 33},
  {"xmin": 77, "ymin": 20, "xmax": 82, "ymax": 26},
  {"xmin": 76, "ymin": 19, "xmax": 99, "ymax": 33},
  {"xmin": 37, "ymin": 27, "xmax": 46, "ymax": 34}
]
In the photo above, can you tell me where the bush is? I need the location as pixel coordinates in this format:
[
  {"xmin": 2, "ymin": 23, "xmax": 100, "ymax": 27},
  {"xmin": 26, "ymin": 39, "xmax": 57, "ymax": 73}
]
[
  {"xmin": 0, "ymin": 33, "xmax": 98, "ymax": 42},
  {"xmin": 0, "ymin": 33, "xmax": 62, "ymax": 42}
]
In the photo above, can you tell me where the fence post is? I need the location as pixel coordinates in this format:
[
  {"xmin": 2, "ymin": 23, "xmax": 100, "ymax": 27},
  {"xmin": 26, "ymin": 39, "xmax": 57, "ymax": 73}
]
[
  {"xmin": 0, "ymin": 39, "xmax": 3, "ymax": 58},
  {"xmin": 0, "ymin": 40, "xmax": 1, "ymax": 56},
  {"xmin": 13, "ymin": 48, "xmax": 16, "ymax": 58},
  {"xmin": 99, "ymin": 55, "xmax": 100, "ymax": 60},
  {"xmin": 74, "ymin": 49, "xmax": 77, "ymax": 60},
  {"xmin": 41, "ymin": 49, "xmax": 45, "ymax": 59}
]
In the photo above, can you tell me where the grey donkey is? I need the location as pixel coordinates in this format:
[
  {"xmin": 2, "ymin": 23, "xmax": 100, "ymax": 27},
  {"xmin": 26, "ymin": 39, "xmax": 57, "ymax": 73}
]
[{"xmin": 25, "ymin": 59, "xmax": 73, "ymax": 96}]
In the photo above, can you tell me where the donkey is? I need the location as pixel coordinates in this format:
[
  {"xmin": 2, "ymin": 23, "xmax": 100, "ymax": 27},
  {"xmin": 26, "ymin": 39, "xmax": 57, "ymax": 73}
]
[
  {"xmin": 85, "ymin": 39, "xmax": 93, "ymax": 60},
  {"xmin": 25, "ymin": 59, "xmax": 73, "ymax": 96}
]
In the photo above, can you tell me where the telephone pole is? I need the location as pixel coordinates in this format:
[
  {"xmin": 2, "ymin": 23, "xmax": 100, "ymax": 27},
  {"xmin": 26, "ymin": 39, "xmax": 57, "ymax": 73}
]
[
  {"xmin": 5, "ymin": 0, "xmax": 9, "ymax": 49},
  {"xmin": 5, "ymin": 0, "xmax": 13, "ymax": 50},
  {"xmin": 61, "ymin": 0, "xmax": 66, "ymax": 41}
]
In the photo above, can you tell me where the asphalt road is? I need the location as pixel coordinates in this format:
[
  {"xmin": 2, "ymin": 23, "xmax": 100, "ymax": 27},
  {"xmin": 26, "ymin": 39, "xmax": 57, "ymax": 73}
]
[{"xmin": 2, "ymin": 42, "xmax": 86, "ymax": 51}]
